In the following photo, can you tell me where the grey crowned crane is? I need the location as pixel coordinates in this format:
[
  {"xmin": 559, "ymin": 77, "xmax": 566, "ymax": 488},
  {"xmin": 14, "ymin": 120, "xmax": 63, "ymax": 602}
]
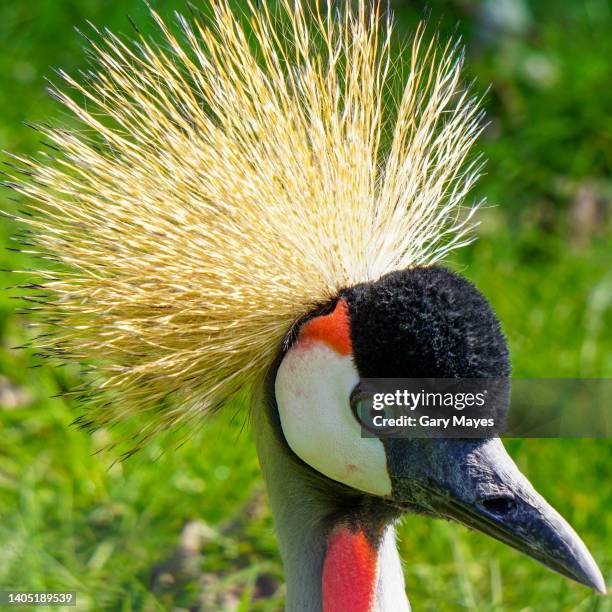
[{"xmin": 7, "ymin": 0, "xmax": 606, "ymax": 609}]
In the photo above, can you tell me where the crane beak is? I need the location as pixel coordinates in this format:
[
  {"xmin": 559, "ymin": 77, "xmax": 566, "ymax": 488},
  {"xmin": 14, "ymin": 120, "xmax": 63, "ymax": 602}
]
[{"xmin": 388, "ymin": 438, "xmax": 606, "ymax": 593}]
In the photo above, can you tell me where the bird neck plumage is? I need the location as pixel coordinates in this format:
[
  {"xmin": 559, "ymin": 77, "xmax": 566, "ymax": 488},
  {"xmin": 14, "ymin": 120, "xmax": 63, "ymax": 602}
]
[{"xmin": 253, "ymin": 401, "xmax": 410, "ymax": 612}]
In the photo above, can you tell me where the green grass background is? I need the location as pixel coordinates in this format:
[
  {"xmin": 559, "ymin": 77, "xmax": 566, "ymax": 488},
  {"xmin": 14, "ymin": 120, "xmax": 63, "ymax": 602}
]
[{"xmin": 0, "ymin": 0, "xmax": 610, "ymax": 610}]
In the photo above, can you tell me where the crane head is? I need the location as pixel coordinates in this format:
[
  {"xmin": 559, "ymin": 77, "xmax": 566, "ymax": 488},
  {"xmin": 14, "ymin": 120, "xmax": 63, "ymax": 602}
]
[
  {"xmin": 6, "ymin": 0, "xmax": 604, "ymax": 596},
  {"xmin": 271, "ymin": 265, "xmax": 605, "ymax": 593}
]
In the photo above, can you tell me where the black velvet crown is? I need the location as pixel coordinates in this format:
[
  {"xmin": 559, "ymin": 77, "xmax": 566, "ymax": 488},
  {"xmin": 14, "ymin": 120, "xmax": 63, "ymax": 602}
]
[{"xmin": 342, "ymin": 266, "xmax": 511, "ymax": 379}]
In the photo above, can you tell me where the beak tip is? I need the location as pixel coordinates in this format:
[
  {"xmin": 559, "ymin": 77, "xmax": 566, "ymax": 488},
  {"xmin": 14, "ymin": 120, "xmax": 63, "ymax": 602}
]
[
  {"xmin": 577, "ymin": 557, "xmax": 606, "ymax": 595},
  {"xmin": 593, "ymin": 582, "xmax": 607, "ymax": 596},
  {"xmin": 592, "ymin": 575, "xmax": 607, "ymax": 596}
]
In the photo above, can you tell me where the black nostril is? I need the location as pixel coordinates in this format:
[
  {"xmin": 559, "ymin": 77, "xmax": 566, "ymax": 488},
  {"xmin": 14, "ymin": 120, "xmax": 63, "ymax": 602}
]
[{"xmin": 479, "ymin": 496, "xmax": 516, "ymax": 516}]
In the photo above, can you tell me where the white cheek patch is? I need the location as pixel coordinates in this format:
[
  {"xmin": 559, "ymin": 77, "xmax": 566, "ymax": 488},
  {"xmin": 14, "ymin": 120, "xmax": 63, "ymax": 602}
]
[{"xmin": 275, "ymin": 340, "xmax": 392, "ymax": 497}]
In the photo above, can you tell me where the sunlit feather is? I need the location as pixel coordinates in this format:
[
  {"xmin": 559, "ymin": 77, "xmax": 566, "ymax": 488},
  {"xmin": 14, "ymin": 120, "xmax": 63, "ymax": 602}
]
[{"xmin": 7, "ymin": 0, "xmax": 484, "ymax": 442}]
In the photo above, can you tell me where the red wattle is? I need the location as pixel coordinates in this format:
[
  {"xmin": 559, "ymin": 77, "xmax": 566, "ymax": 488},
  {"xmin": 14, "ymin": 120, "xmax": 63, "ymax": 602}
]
[{"xmin": 322, "ymin": 525, "xmax": 378, "ymax": 612}]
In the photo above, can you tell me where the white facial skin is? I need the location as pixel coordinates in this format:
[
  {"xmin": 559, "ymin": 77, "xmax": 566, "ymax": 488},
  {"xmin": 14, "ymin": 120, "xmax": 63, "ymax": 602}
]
[{"xmin": 275, "ymin": 337, "xmax": 392, "ymax": 497}]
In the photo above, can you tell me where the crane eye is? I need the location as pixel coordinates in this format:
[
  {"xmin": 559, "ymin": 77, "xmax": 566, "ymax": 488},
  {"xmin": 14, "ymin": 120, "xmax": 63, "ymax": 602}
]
[{"xmin": 350, "ymin": 383, "xmax": 398, "ymax": 435}]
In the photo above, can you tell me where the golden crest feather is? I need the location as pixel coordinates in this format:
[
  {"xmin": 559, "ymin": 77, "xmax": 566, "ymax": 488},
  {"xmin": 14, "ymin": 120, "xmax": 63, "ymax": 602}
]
[{"xmin": 7, "ymin": 0, "xmax": 484, "ymax": 444}]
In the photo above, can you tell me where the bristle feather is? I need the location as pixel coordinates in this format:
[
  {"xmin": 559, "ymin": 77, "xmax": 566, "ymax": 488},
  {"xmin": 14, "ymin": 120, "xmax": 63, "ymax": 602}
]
[{"xmin": 7, "ymin": 0, "xmax": 484, "ymax": 444}]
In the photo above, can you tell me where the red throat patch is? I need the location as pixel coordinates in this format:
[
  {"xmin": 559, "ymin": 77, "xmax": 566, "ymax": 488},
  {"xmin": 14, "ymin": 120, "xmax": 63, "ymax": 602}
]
[
  {"xmin": 322, "ymin": 525, "xmax": 378, "ymax": 612},
  {"xmin": 299, "ymin": 299, "xmax": 353, "ymax": 355}
]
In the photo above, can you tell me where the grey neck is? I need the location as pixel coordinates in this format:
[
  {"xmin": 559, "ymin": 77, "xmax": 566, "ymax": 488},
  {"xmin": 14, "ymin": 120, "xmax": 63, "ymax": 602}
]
[{"xmin": 252, "ymin": 402, "xmax": 411, "ymax": 612}]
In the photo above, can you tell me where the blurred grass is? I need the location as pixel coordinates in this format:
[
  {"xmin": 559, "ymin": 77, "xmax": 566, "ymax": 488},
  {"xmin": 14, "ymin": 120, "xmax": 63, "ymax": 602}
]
[{"xmin": 0, "ymin": 0, "xmax": 610, "ymax": 610}]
